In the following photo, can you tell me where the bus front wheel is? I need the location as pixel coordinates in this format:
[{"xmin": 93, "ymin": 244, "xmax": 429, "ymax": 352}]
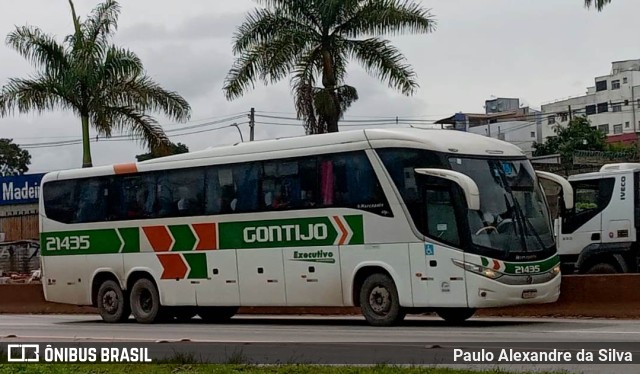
[
  {"xmin": 359, "ymin": 273, "xmax": 405, "ymax": 326},
  {"xmin": 129, "ymin": 278, "xmax": 161, "ymax": 324},
  {"xmin": 435, "ymin": 308, "xmax": 476, "ymax": 324},
  {"xmin": 96, "ymin": 280, "xmax": 130, "ymax": 323}
]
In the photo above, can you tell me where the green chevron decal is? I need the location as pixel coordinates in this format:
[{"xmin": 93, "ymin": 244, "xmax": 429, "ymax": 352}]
[
  {"xmin": 169, "ymin": 225, "xmax": 197, "ymax": 252},
  {"xmin": 41, "ymin": 228, "xmax": 140, "ymax": 256},
  {"xmin": 184, "ymin": 253, "xmax": 207, "ymax": 279}
]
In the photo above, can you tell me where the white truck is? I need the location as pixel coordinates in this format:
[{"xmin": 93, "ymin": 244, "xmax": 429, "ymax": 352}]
[{"xmin": 540, "ymin": 163, "xmax": 640, "ymax": 274}]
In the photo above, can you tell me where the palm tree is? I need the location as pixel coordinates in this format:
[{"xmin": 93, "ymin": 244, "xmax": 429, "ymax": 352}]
[
  {"xmin": 0, "ymin": 0, "xmax": 191, "ymax": 167},
  {"xmin": 224, "ymin": 0, "xmax": 435, "ymax": 134},
  {"xmin": 584, "ymin": 0, "xmax": 612, "ymax": 11}
]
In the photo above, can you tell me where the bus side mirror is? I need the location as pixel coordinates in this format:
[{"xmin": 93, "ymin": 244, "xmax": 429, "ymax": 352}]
[
  {"xmin": 414, "ymin": 168, "xmax": 480, "ymax": 211},
  {"xmin": 535, "ymin": 171, "xmax": 574, "ymax": 210}
]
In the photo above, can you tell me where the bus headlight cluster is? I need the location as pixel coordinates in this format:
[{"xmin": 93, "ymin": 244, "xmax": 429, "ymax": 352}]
[
  {"xmin": 452, "ymin": 259, "xmax": 502, "ymax": 279},
  {"xmin": 551, "ymin": 264, "xmax": 561, "ymax": 276}
]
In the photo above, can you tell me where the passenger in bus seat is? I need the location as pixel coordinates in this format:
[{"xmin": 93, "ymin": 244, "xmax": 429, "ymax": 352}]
[
  {"xmin": 176, "ymin": 186, "xmax": 193, "ymax": 215},
  {"xmin": 220, "ymin": 185, "xmax": 237, "ymax": 213}
]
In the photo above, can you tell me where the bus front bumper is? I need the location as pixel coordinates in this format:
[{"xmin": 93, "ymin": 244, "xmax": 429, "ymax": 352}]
[{"xmin": 466, "ymin": 271, "xmax": 561, "ymax": 308}]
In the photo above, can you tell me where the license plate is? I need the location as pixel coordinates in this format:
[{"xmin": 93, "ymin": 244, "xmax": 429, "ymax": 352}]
[{"xmin": 522, "ymin": 289, "xmax": 537, "ymax": 299}]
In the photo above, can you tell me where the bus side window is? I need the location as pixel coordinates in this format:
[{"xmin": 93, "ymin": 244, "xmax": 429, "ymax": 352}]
[
  {"xmin": 232, "ymin": 163, "xmax": 260, "ymax": 213},
  {"xmin": 299, "ymin": 157, "xmax": 318, "ymax": 208},
  {"xmin": 319, "ymin": 151, "xmax": 391, "ymax": 215},
  {"xmin": 204, "ymin": 167, "xmax": 222, "ymax": 214},
  {"xmin": 75, "ymin": 178, "xmax": 108, "ymax": 223},
  {"xmin": 43, "ymin": 180, "xmax": 78, "ymax": 224},
  {"xmin": 157, "ymin": 168, "xmax": 205, "ymax": 218}
]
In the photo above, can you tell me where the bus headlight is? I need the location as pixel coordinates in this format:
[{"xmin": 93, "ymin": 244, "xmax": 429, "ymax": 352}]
[
  {"xmin": 452, "ymin": 259, "xmax": 502, "ymax": 279},
  {"xmin": 551, "ymin": 264, "xmax": 561, "ymax": 276}
]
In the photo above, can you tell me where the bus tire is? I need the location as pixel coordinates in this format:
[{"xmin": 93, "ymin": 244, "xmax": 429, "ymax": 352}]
[
  {"xmin": 129, "ymin": 278, "xmax": 161, "ymax": 324},
  {"xmin": 436, "ymin": 308, "xmax": 476, "ymax": 324},
  {"xmin": 359, "ymin": 273, "xmax": 405, "ymax": 327},
  {"xmin": 198, "ymin": 307, "xmax": 239, "ymax": 323},
  {"xmin": 96, "ymin": 280, "xmax": 130, "ymax": 323}
]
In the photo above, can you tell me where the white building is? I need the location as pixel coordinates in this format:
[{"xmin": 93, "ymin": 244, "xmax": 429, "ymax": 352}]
[
  {"xmin": 541, "ymin": 59, "xmax": 640, "ymax": 144},
  {"xmin": 435, "ymin": 99, "xmax": 543, "ymax": 157}
]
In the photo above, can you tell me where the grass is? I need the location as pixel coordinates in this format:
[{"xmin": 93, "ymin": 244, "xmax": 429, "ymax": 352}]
[
  {"xmin": 0, "ymin": 349, "xmax": 571, "ymax": 374},
  {"xmin": 0, "ymin": 365, "xmax": 569, "ymax": 374}
]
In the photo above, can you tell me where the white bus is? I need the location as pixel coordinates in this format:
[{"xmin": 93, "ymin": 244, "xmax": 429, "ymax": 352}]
[{"xmin": 39, "ymin": 128, "xmax": 564, "ymax": 326}]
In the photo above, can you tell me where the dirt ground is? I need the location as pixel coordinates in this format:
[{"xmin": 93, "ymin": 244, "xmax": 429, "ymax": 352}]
[{"xmin": 2, "ymin": 275, "xmax": 640, "ymax": 319}]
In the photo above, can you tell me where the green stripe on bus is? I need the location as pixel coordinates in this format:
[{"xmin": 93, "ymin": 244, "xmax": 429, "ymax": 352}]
[
  {"xmin": 119, "ymin": 228, "xmax": 140, "ymax": 253},
  {"xmin": 481, "ymin": 255, "xmax": 560, "ymax": 274},
  {"xmin": 41, "ymin": 228, "xmax": 140, "ymax": 256},
  {"xmin": 218, "ymin": 215, "xmax": 364, "ymax": 249},
  {"xmin": 344, "ymin": 215, "xmax": 364, "ymax": 244},
  {"xmin": 503, "ymin": 255, "xmax": 560, "ymax": 274}
]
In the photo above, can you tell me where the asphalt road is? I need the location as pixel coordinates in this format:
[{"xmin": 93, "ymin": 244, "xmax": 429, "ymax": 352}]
[{"xmin": 2, "ymin": 314, "xmax": 640, "ymax": 373}]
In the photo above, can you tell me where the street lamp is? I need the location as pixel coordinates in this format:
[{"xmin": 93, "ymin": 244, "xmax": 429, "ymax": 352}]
[{"xmin": 231, "ymin": 123, "xmax": 244, "ymax": 142}]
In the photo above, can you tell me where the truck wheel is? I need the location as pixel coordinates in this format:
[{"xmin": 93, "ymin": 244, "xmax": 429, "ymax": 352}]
[
  {"xmin": 436, "ymin": 308, "xmax": 476, "ymax": 324},
  {"xmin": 97, "ymin": 280, "xmax": 130, "ymax": 323},
  {"xmin": 585, "ymin": 263, "xmax": 618, "ymax": 274},
  {"xmin": 198, "ymin": 307, "xmax": 239, "ymax": 323},
  {"xmin": 129, "ymin": 278, "xmax": 161, "ymax": 324},
  {"xmin": 359, "ymin": 273, "xmax": 405, "ymax": 326}
]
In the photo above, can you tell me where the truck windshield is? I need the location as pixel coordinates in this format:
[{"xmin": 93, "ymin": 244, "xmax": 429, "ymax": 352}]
[{"xmin": 449, "ymin": 157, "xmax": 555, "ymax": 256}]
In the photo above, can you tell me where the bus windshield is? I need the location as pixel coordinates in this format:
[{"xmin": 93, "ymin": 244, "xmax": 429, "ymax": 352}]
[{"xmin": 448, "ymin": 157, "xmax": 555, "ymax": 257}]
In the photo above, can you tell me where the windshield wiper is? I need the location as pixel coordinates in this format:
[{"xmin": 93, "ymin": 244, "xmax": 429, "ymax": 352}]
[
  {"xmin": 503, "ymin": 194, "xmax": 527, "ymax": 253},
  {"xmin": 494, "ymin": 164, "xmax": 547, "ymax": 252},
  {"xmin": 510, "ymin": 192, "xmax": 547, "ymax": 252}
]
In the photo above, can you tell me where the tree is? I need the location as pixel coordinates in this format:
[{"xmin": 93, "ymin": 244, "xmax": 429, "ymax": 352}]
[
  {"xmin": 224, "ymin": 0, "xmax": 435, "ymax": 134},
  {"xmin": 533, "ymin": 116, "xmax": 607, "ymax": 167},
  {"xmin": 584, "ymin": 0, "xmax": 611, "ymax": 11},
  {"xmin": 135, "ymin": 141, "xmax": 189, "ymax": 162},
  {"xmin": 0, "ymin": 138, "xmax": 31, "ymax": 176},
  {"xmin": 0, "ymin": 0, "xmax": 191, "ymax": 168}
]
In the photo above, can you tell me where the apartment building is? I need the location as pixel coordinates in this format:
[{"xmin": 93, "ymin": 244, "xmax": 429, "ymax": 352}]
[{"xmin": 541, "ymin": 59, "xmax": 640, "ymax": 144}]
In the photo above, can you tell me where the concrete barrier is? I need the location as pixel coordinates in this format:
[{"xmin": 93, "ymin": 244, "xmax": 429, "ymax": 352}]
[{"xmin": 1, "ymin": 275, "xmax": 639, "ymax": 318}]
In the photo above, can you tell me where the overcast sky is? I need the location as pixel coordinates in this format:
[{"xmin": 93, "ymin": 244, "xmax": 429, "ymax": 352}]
[{"xmin": 1, "ymin": 0, "xmax": 639, "ymax": 173}]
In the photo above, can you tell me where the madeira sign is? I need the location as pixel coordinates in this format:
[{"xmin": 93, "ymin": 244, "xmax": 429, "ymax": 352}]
[{"xmin": 0, "ymin": 173, "xmax": 46, "ymax": 206}]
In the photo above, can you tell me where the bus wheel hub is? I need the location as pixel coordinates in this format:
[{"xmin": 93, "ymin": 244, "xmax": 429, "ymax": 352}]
[
  {"xmin": 103, "ymin": 290, "xmax": 118, "ymax": 313},
  {"xmin": 369, "ymin": 286, "xmax": 390, "ymax": 314}
]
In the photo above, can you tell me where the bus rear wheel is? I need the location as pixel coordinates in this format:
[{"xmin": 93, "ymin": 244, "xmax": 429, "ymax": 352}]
[
  {"xmin": 436, "ymin": 308, "xmax": 476, "ymax": 324},
  {"xmin": 359, "ymin": 273, "xmax": 405, "ymax": 326},
  {"xmin": 198, "ymin": 307, "xmax": 239, "ymax": 323},
  {"xmin": 130, "ymin": 278, "xmax": 161, "ymax": 324},
  {"xmin": 97, "ymin": 280, "xmax": 130, "ymax": 323}
]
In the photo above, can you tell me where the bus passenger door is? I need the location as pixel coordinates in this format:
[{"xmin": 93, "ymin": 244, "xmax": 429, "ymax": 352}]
[
  {"xmin": 410, "ymin": 183, "xmax": 467, "ymax": 307},
  {"xmin": 283, "ymin": 246, "xmax": 343, "ymax": 306}
]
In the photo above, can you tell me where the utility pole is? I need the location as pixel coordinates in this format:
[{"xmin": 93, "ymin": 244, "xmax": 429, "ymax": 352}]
[
  {"xmin": 568, "ymin": 105, "xmax": 573, "ymax": 121},
  {"xmin": 249, "ymin": 107, "xmax": 255, "ymax": 141}
]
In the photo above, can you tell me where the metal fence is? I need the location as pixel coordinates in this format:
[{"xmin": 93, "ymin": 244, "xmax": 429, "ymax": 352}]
[{"xmin": 0, "ymin": 240, "xmax": 40, "ymax": 277}]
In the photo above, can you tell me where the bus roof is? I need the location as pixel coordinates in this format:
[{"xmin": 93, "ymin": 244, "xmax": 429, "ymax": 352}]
[
  {"xmin": 141, "ymin": 128, "xmax": 526, "ymax": 165},
  {"xmin": 42, "ymin": 128, "xmax": 525, "ymax": 183}
]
